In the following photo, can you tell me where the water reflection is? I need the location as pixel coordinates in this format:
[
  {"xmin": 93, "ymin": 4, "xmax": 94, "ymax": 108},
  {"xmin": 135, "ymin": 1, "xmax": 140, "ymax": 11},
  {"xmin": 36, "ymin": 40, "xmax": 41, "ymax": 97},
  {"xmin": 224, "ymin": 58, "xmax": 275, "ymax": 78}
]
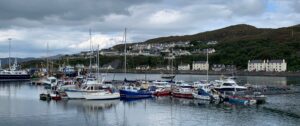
[{"xmin": 0, "ymin": 76, "xmax": 300, "ymax": 126}]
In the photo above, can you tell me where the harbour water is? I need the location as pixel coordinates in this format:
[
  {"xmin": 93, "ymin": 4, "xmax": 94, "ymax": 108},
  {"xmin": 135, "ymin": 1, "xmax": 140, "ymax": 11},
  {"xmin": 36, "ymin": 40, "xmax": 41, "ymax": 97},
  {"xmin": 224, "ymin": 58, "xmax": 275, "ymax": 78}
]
[{"xmin": 0, "ymin": 74, "xmax": 300, "ymax": 126}]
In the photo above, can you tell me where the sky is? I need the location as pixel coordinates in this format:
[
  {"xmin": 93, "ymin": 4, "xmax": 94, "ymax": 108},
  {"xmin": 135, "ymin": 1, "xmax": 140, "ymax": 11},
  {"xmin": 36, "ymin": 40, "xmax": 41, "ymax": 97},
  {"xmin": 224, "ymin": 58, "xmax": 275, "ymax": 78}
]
[{"xmin": 0, "ymin": 0, "xmax": 299, "ymax": 58}]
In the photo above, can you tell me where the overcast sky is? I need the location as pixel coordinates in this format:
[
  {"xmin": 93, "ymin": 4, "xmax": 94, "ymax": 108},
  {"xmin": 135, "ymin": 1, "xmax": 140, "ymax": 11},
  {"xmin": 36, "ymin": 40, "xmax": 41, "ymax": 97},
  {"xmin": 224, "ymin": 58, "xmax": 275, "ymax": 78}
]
[{"xmin": 0, "ymin": 0, "xmax": 299, "ymax": 58}]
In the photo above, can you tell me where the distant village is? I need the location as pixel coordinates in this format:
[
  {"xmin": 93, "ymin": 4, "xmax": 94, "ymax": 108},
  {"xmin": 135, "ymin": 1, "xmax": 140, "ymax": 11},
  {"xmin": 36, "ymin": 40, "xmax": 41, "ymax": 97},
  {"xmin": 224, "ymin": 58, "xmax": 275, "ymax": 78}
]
[{"xmin": 56, "ymin": 40, "xmax": 287, "ymax": 73}]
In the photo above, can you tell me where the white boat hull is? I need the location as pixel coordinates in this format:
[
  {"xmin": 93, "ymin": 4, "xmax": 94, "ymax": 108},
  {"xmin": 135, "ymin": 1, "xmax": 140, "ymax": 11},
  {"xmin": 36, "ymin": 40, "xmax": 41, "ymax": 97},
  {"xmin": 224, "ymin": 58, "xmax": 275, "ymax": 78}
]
[
  {"xmin": 84, "ymin": 92, "xmax": 120, "ymax": 100},
  {"xmin": 65, "ymin": 90, "xmax": 85, "ymax": 99},
  {"xmin": 192, "ymin": 93, "xmax": 211, "ymax": 100}
]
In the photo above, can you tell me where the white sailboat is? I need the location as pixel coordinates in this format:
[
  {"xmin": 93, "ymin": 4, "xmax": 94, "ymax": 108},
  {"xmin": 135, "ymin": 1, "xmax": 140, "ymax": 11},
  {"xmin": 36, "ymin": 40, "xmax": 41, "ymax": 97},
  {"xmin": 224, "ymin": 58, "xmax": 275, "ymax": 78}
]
[
  {"xmin": 83, "ymin": 45, "xmax": 120, "ymax": 100},
  {"xmin": 192, "ymin": 49, "xmax": 219, "ymax": 100}
]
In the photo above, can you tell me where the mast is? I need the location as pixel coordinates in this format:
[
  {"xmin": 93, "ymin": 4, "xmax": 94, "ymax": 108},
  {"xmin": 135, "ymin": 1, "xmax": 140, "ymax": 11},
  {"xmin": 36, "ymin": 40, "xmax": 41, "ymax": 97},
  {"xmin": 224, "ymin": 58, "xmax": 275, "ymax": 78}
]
[
  {"xmin": 97, "ymin": 44, "xmax": 100, "ymax": 82},
  {"xmin": 124, "ymin": 28, "xmax": 127, "ymax": 79},
  {"xmin": 8, "ymin": 38, "xmax": 11, "ymax": 70},
  {"xmin": 89, "ymin": 29, "xmax": 92, "ymax": 73},
  {"xmin": 206, "ymin": 49, "xmax": 208, "ymax": 82},
  {"xmin": 47, "ymin": 42, "xmax": 49, "ymax": 76}
]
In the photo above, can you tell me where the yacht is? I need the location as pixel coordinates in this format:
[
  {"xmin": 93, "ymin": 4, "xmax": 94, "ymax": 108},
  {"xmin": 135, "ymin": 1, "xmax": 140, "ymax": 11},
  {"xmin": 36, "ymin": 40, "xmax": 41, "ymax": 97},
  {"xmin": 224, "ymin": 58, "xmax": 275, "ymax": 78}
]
[{"xmin": 211, "ymin": 78, "xmax": 247, "ymax": 93}]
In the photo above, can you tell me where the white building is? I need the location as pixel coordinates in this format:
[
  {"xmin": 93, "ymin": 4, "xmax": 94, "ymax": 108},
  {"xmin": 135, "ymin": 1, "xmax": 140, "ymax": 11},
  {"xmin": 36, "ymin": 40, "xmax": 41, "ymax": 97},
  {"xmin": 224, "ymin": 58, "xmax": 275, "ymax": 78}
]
[
  {"xmin": 248, "ymin": 59, "xmax": 287, "ymax": 72},
  {"xmin": 192, "ymin": 61, "xmax": 209, "ymax": 71},
  {"xmin": 178, "ymin": 64, "xmax": 190, "ymax": 70},
  {"xmin": 136, "ymin": 65, "xmax": 150, "ymax": 70},
  {"xmin": 266, "ymin": 60, "xmax": 287, "ymax": 72}
]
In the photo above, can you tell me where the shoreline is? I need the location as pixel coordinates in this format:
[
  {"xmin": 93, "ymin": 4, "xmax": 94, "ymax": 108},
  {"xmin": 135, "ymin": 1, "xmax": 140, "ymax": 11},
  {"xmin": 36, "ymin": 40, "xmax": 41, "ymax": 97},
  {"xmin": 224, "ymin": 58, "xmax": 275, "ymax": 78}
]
[{"xmin": 97, "ymin": 69, "xmax": 300, "ymax": 77}]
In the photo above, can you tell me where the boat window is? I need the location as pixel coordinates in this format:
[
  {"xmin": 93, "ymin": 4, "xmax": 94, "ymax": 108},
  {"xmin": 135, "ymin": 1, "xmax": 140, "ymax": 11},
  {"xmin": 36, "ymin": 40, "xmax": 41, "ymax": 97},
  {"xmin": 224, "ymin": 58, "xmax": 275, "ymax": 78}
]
[
  {"xmin": 51, "ymin": 79, "xmax": 56, "ymax": 83},
  {"xmin": 223, "ymin": 83, "xmax": 233, "ymax": 86}
]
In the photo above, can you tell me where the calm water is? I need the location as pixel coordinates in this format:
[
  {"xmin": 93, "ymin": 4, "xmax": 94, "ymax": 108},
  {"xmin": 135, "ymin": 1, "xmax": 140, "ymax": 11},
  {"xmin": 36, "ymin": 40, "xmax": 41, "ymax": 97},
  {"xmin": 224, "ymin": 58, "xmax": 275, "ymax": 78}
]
[{"xmin": 0, "ymin": 74, "xmax": 300, "ymax": 126}]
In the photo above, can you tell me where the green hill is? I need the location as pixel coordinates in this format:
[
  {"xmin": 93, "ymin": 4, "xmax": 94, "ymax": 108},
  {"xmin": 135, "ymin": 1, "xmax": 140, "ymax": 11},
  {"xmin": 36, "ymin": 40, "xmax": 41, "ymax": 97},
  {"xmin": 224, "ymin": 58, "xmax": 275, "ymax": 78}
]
[{"xmin": 112, "ymin": 24, "xmax": 300, "ymax": 71}]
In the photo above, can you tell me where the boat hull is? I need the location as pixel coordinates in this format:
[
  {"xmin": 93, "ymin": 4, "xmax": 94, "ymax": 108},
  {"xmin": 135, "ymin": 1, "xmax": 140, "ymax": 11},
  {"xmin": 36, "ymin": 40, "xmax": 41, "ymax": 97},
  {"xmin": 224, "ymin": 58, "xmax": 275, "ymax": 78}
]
[
  {"xmin": 214, "ymin": 88, "xmax": 246, "ymax": 93},
  {"xmin": 172, "ymin": 92, "xmax": 193, "ymax": 99},
  {"xmin": 84, "ymin": 93, "xmax": 120, "ymax": 100},
  {"xmin": 65, "ymin": 90, "xmax": 85, "ymax": 99},
  {"xmin": 0, "ymin": 74, "xmax": 30, "ymax": 81},
  {"xmin": 119, "ymin": 90, "xmax": 152, "ymax": 99},
  {"xmin": 154, "ymin": 90, "xmax": 171, "ymax": 96},
  {"xmin": 192, "ymin": 93, "xmax": 211, "ymax": 100}
]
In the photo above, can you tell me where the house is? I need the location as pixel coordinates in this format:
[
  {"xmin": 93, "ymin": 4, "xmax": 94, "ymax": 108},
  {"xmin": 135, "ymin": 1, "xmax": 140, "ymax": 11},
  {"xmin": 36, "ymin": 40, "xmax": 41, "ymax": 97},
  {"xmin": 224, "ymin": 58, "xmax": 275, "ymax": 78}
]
[
  {"xmin": 192, "ymin": 61, "xmax": 209, "ymax": 71},
  {"xmin": 248, "ymin": 60, "xmax": 266, "ymax": 72},
  {"xmin": 207, "ymin": 41, "xmax": 218, "ymax": 45},
  {"xmin": 266, "ymin": 60, "xmax": 287, "ymax": 72},
  {"xmin": 178, "ymin": 64, "xmax": 190, "ymax": 70},
  {"xmin": 136, "ymin": 65, "xmax": 150, "ymax": 70},
  {"xmin": 226, "ymin": 65, "xmax": 237, "ymax": 71},
  {"xmin": 212, "ymin": 64, "xmax": 225, "ymax": 71},
  {"xmin": 248, "ymin": 59, "xmax": 287, "ymax": 72}
]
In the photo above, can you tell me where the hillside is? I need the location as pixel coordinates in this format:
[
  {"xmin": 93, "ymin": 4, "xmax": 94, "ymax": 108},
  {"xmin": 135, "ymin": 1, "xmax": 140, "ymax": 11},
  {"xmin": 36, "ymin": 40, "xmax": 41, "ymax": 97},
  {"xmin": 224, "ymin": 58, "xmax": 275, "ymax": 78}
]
[
  {"xmin": 111, "ymin": 24, "xmax": 300, "ymax": 71},
  {"xmin": 19, "ymin": 24, "xmax": 300, "ymax": 71},
  {"xmin": 113, "ymin": 24, "xmax": 300, "ymax": 50}
]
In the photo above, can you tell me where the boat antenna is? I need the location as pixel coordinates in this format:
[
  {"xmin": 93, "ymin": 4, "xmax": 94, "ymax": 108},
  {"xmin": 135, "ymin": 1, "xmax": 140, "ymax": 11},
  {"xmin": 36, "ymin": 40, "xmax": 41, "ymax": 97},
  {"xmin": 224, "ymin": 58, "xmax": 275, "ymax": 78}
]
[
  {"xmin": 124, "ymin": 28, "xmax": 127, "ymax": 80},
  {"xmin": 8, "ymin": 38, "xmax": 11, "ymax": 70}
]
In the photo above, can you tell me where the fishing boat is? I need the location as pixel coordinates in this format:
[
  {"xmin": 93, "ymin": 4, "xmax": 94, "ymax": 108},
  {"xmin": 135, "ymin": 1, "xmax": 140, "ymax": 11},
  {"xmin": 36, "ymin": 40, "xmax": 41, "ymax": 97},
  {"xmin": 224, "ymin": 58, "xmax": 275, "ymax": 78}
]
[
  {"xmin": 151, "ymin": 80, "xmax": 171, "ymax": 96},
  {"xmin": 65, "ymin": 83, "xmax": 108, "ymax": 99},
  {"xmin": 172, "ymin": 81, "xmax": 194, "ymax": 99},
  {"xmin": 153, "ymin": 88, "xmax": 171, "ymax": 96},
  {"xmin": 172, "ymin": 87, "xmax": 194, "ymax": 99},
  {"xmin": 84, "ymin": 90, "xmax": 120, "ymax": 100},
  {"xmin": 119, "ymin": 86, "xmax": 152, "ymax": 99},
  {"xmin": 0, "ymin": 39, "xmax": 30, "ymax": 81},
  {"xmin": 0, "ymin": 59, "xmax": 30, "ymax": 81}
]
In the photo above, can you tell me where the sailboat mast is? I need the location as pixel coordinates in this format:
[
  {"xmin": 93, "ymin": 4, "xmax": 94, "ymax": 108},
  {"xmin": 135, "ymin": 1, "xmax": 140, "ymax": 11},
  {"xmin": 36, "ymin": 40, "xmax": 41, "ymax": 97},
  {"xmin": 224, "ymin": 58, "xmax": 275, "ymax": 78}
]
[
  {"xmin": 124, "ymin": 28, "xmax": 127, "ymax": 79},
  {"xmin": 206, "ymin": 49, "xmax": 208, "ymax": 82},
  {"xmin": 8, "ymin": 38, "xmax": 11, "ymax": 70},
  {"xmin": 89, "ymin": 29, "xmax": 92, "ymax": 73},
  {"xmin": 97, "ymin": 45, "xmax": 100, "ymax": 81},
  {"xmin": 47, "ymin": 42, "xmax": 49, "ymax": 76}
]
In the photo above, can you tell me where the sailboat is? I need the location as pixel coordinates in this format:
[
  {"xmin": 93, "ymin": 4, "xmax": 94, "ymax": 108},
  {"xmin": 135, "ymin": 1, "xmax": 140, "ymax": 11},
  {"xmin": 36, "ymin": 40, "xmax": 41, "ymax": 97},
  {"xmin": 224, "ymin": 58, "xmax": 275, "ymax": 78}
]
[
  {"xmin": 83, "ymin": 45, "xmax": 120, "ymax": 100},
  {"xmin": 119, "ymin": 28, "xmax": 152, "ymax": 99},
  {"xmin": 161, "ymin": 54, "xmax": 175, "ymax": 79},
  {"xmin": 192, "ymin": 49, "xmax": 219, "ymax": 101},
  {"xmin": 0, "ymin": 38, "xmax": 30, "ymax": 81}
]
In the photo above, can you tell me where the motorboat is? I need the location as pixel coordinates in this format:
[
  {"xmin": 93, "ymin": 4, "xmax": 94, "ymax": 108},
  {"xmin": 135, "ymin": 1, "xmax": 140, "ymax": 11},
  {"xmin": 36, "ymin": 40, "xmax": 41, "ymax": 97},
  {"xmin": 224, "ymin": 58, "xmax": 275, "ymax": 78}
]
[
  {"xmin": 84, "ymin": 90, "xmax": 120, "ymax": 100},
  {"xmin": 192, "ymin": 83, "xmax": 219, "ymax": 101},
  {"xmin": 65, "ymin": 83, "xmax": 108, "ymax": 99},
  {"xmin": 119, "ymin": 86, "xmax": 152, "ymax": 99},
  {"xmin": 212, "ymin": 79, "xmax": 247, "ymax": 93}
]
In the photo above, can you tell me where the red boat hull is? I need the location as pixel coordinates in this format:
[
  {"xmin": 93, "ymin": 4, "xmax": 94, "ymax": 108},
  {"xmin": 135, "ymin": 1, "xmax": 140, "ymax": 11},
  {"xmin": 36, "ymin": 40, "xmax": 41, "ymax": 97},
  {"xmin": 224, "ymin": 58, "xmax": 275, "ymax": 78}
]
[
  {"xmin": 154, "ymin": 91, "xmax": 171, "ymax": 96},
  {"xmin": 172, "ymin": 92, "xmax": 193, "ymax": 99},
  {"xmin": 51, "ymin": 96, "xmax": 62, "ymax": 100}
]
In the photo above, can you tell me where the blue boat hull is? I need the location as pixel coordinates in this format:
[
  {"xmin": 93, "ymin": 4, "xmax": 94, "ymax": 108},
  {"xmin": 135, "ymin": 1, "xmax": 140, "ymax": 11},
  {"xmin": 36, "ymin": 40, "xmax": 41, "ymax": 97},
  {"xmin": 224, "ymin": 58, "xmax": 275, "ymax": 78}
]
[{"xmin": 119, "ymin": 90, "xmax": 152, "ymax": 99}]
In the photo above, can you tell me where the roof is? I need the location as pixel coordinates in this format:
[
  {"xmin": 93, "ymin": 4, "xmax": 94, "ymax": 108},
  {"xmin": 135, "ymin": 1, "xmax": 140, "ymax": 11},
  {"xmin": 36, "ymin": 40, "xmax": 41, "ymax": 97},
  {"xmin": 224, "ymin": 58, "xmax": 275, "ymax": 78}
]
[
  {"xmin": 269, "ymin": 60, "xmax": 284, "ymax": 63},
  {"xmin": 193, "ymin": 61, "xmax": 207, "ymax": 64},
  {"xmin": 249, "ymin": 60, "xmax": 264, "ymax": 63},
  {"xmin": 178, "ymin": 64, "xmax": 190, "ymax": 66}
]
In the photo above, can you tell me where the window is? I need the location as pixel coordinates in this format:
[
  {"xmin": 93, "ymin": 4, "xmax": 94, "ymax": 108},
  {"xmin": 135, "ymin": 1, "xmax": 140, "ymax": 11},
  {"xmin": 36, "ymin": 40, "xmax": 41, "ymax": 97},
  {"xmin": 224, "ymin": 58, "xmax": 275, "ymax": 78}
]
[{"xmin": 223, "ymin": 83, "xmax": 233, "ymax": 86}]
